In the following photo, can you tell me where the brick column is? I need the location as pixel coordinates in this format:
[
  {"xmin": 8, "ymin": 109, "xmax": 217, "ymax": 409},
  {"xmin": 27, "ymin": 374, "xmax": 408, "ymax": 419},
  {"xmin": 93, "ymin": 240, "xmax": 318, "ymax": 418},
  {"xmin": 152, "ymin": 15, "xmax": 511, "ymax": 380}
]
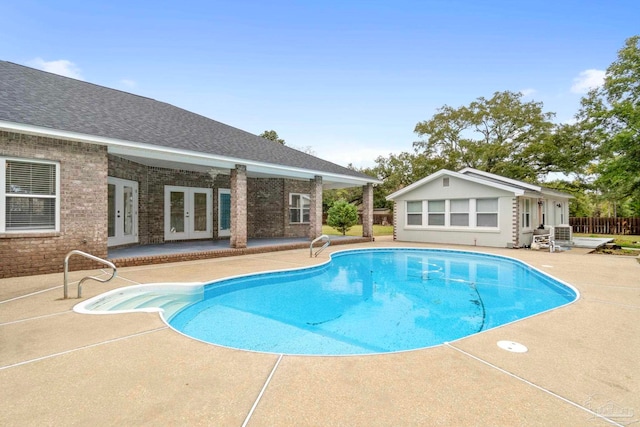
[
  {"xmin": 230, "ymin": 164, "xmax": 247, "ymax": 248},
  {"xmin": 362, "ymin": 182, "xmax": 374, "ymax": 240},
  {"xmin": 309, "ymin": 175, "xmax": 323, "ymax": 239}
]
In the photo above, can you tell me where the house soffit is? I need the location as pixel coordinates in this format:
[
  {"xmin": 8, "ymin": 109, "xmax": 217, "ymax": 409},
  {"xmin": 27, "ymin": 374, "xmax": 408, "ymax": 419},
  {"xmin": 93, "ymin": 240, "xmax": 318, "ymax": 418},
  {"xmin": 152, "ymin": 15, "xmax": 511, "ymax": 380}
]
[{"xmin": 0, "ymin": 120, "xmax": 379, "ymax": 189}]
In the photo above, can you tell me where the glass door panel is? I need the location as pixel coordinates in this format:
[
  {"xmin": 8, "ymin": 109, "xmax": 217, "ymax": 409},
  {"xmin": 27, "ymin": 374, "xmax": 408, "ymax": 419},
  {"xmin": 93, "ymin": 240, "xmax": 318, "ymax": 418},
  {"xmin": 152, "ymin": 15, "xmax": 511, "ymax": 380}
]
[
  {"xmin": 170, "ymin": 191, "xmax": 185, "ymax": 233},
  {"xmin": 123, "ymin": 185, "xmax": 134, "ymax": 236},
  {"xmin": 107, "ymin": 177, "xmax": 138, "ymax": 247},
  {"xmin": 108, "ymin": 183, "xmax": 116, "ymax": 238},
  {"xmin": 193, "ymin": 192, "xmax": 208, "ymax": 232},
  {"xmin": 218, "ymin": 189, "xmax": 231, "ymax": 237},
  {"xmin": 165, "ymin": 186, "xmax": 212, "ymax": 240}
]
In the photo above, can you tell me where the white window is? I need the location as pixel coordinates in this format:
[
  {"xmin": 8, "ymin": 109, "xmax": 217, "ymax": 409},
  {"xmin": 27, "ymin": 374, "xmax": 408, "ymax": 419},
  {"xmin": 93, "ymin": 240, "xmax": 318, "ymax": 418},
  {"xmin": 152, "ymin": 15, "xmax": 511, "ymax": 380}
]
[
  {"xmin": 428, "ymin": 200, "xmax": 445, "ymax": 226},
  {"xmin": 406, "ymin": 201, "xmax": 423, "ymax": 226},
  {"xmin": 289, "ymin": 193, "xmax": 310, "ymax": 223},
  {"xmin": 450, "ymin": 199, "xmax": 469, "ymax": 226},
  {"xmin": 1, "ymin": 158, "xmax": 60, "ymax": 232},
  {"xmin": 477, "ymin": 198, "xmax": 498, "ymax": 227},
  {"xmin": 521, "ymin": 199, "xmax": 531, "ymax": 229}
]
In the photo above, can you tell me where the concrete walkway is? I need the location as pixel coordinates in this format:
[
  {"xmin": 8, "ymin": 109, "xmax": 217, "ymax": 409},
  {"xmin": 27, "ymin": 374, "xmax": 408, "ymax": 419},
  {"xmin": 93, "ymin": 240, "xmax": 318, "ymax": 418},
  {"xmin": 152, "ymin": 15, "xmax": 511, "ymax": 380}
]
[{"xmin": 1, "ymin": 237, "xmax": 639, "ymax": 426}]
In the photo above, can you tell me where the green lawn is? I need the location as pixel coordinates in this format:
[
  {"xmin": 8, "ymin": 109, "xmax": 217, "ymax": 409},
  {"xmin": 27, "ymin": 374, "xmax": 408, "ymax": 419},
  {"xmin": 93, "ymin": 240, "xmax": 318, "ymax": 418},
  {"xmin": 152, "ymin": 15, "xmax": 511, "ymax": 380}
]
[
  {"xmin": 575, "ymin": 233, "xmax": 640, "ymax": 248},
  {"xmin": 322, "ymin": 224, "xmax": 394, "ymax": 236}
]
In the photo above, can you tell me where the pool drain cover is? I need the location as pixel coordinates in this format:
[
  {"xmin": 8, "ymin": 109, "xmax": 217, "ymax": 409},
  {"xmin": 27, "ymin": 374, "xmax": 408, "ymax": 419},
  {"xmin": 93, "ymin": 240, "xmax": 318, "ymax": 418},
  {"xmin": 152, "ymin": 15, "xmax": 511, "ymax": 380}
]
[{"xmin": 497, "ymin": 340, "xmax": 528, "ymax": 353}]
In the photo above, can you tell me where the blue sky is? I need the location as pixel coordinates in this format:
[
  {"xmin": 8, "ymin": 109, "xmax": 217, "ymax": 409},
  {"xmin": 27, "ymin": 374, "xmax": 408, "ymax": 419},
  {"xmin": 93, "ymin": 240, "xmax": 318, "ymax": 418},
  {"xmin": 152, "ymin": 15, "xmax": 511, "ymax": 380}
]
[{"xmin": 2, "ymin": 1, "xmax": 638, "ymax": 168}]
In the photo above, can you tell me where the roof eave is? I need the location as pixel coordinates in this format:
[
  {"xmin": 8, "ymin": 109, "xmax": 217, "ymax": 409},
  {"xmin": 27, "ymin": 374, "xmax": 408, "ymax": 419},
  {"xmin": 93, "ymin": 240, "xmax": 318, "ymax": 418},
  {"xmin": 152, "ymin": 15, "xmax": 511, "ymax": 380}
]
[{"xmin": 1, "ymin": 120, "xmax": 381, "ymax": 187}]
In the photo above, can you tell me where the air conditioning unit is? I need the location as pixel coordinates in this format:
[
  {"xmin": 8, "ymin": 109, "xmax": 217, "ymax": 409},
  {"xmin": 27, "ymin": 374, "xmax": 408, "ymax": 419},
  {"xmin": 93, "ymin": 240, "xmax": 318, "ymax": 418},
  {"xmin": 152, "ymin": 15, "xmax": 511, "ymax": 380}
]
[{"xmin": 554, "ymin": 225, "xmax": 572, "ymax": 243}]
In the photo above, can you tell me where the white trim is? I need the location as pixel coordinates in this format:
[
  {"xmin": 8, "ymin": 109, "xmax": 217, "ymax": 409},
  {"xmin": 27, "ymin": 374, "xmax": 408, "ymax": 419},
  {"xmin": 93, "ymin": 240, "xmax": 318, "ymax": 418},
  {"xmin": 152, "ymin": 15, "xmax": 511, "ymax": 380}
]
[
  {"xmin": 107, "ymin": 177, "xmax": 138, "ymax": 247},
  {"xmin": 0, "ymin": 120, "xmax": 381, "ymax": 186},
  {"xmin": 0, "ymin": 156, "xmax": 60, "ymax": 233},
  {"xmin": 387, "ymin": 169, "xmax": 524, "ymax": 200},
  {"xmin": 164, "ymin": 186, "xmax": 213, "ymax": 240},
  {"xmin": 289, "ymin": 193, "xmax": 310, "ymax": 224},
  {"xmin": 458, "ymin": 167, "xmax": 542, "ymax": 192},
  {"xmin": 402, "ymin": 197, "xmax": 500, "ymax": 232}
]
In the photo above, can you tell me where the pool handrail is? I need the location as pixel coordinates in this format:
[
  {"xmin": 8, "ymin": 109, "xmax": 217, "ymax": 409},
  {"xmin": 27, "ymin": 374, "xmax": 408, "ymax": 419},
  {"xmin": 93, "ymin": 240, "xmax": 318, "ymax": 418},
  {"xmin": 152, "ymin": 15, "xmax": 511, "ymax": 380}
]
[
  {"xmin": 310, "ymin": 234, "xmax": 331, "ymax": 257},
  {"xmin": 63, "ymin": 250, "xmax": 117, "ymax": 299}
]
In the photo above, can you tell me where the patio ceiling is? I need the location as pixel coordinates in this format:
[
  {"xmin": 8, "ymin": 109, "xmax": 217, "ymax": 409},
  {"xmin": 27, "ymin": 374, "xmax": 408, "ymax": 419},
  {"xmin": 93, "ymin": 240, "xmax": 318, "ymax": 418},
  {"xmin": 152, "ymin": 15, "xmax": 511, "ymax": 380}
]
[{"xmin": 109, "ymin": 144, "xmax": 375, "ymax": 190}]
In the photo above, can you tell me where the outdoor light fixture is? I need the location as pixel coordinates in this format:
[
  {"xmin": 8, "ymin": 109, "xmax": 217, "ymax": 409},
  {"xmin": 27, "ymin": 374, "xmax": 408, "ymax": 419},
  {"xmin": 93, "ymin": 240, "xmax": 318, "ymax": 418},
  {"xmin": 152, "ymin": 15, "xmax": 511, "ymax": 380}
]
[{"xmin": 207, "ymin": 168, "xmax": 229, "ymax": 181}]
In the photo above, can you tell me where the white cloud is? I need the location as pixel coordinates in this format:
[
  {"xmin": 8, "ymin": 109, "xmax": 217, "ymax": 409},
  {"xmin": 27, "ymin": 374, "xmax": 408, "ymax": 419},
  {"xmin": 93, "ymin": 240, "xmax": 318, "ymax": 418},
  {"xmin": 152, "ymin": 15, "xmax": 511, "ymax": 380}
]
[
  {"xmin": 570, "ymin": 69, "xmax": 605, "ymax": 94},
  {"xmin": 519, "ymin": 88, "xmax": 536, "ymax": 97},
  {"xmin": 28, "ymin": 58, "xmax": 83, "ymax": 80},
  {"xmin": 120, "ymin": 79, "xmax": 137, "ymax": 88}
]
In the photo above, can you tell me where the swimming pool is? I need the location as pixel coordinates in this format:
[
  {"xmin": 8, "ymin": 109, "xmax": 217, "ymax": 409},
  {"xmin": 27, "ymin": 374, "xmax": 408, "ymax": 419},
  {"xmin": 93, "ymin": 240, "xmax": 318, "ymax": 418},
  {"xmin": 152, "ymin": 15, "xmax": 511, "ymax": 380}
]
[{"xmin": 164, "ymin": 248, "xmax": 578, "ymax": 355}]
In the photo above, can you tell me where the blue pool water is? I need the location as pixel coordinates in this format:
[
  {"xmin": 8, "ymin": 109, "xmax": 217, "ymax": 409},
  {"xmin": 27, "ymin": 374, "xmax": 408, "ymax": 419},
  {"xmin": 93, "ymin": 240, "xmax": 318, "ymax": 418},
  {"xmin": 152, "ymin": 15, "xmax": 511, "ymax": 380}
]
[{"xmin": 169, "ymin": 249, "xmax": 577, "ymax": 355}]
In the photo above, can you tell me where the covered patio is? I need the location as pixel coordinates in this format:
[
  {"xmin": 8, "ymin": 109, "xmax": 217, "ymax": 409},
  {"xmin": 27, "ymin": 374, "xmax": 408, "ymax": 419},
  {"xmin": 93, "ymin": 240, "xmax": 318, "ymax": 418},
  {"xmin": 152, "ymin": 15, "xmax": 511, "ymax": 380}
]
[{"xmin": 107, "ymin": 235, "xmax": 369, "ymax": 267}]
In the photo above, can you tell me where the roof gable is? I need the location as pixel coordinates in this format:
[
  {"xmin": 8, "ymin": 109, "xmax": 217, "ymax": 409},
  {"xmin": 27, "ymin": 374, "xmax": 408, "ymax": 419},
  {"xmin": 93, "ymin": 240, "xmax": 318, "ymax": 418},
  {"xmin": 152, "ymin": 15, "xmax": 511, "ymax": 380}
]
[
  {"xmin": 387, "ymin": 167, "xmax": 574, "ymax": 201},
  {"xmin": 458, "ymin": 167, "xmax": 541, "ymax": 192},
  {"xmin": 386, "ymin": 169, "xmax": 525, "ymax": 200}
]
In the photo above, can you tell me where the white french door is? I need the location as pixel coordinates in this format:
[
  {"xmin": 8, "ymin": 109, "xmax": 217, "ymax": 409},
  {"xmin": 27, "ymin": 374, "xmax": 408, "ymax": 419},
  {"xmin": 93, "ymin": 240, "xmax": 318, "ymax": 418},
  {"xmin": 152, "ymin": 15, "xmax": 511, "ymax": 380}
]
[
  {"xmin": 218, "ymin": 188, "xmax": 231, "ymax": 237},
  {"xmin": 108, "ymin": 177, "xmax": 138, "ymax": 247},
  {"xmin": 164, "ymin": 186, "xmax": 213, "ymax": 240}
]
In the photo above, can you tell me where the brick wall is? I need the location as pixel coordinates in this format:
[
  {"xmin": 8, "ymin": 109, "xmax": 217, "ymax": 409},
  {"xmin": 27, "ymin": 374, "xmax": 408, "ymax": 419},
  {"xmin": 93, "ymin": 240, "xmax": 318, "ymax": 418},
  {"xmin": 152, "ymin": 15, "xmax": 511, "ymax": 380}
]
[
  {"xmin": 110, "ymin": 157, "xmax": 316, "ymax": 243},
  {"xmin": 247, "ymin": 178, "xmax": 285, "ymax": 237},
  {"xmin": 0, "ymin": 132, "xmax": 108, "ymax": 278},
  {"xmin": 0, "ymin": 137, "xmax": 323, "ymax": 278},
  {"xmin": 283, "ymin": 179, "xmax": 314, "ymax": 238}
]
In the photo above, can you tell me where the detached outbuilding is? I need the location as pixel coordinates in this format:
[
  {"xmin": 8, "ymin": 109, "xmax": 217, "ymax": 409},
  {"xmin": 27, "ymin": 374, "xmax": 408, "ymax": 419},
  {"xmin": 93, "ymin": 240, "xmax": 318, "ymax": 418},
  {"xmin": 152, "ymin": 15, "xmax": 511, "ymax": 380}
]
[{"xmin": 386, "ymin": 168, "xmax": 573, "ymax": 249}]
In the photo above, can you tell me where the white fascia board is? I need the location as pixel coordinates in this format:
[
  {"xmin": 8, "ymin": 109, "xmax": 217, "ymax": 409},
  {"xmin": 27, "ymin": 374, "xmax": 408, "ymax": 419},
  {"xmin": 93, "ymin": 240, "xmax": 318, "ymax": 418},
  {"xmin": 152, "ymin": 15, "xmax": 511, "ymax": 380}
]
[
  {"xmin": 540, "ymin": 188, "xmax": 574, "ymax": 199},
  {"xmin": 458, "ymin": 167, "xmax": 541, "ymax": 192},
  {"xmin": 1, "ymin": 121, "xmax": 380, "ymax": 186},
  {"xmin": 386, "ymin": 169, "xmax": 524, "ymax": 200}
]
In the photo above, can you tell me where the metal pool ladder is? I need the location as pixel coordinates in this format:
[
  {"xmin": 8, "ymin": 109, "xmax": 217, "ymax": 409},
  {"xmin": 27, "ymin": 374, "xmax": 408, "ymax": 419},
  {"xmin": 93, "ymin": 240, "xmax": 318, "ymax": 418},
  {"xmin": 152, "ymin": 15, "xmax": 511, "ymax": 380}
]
[
  {"xmin": 310, "ymin": 234, "xmax": 331, "ymax": 257},
  {"xmin": 63, "ymin": 250, "xmax": 117, "ymax": 299}
]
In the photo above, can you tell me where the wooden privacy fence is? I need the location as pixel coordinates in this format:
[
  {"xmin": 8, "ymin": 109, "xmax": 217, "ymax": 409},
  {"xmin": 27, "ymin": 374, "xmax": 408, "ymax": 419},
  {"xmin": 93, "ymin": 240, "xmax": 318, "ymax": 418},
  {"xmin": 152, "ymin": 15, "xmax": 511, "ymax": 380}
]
[{"xmin": 570, "ymin": 217, "xmax": 640, "ymax": 235}]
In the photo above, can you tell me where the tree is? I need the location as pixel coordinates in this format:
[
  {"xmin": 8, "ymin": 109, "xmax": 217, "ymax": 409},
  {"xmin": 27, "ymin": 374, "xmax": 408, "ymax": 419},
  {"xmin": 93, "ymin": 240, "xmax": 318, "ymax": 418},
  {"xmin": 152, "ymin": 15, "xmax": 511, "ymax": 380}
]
[
  {"xmin": 260, "ymin": 130, "xmax": 285, "ymax": 145},
  {"xmin": 413, "ymin": 91, "xmax": 559, "ymax": 182},
  {"xmin": 579, "ymin": 36, "xmax": 640, "ymax": 212},
  {"xmin": 326, "ymin": 199, "xmax": 358, "ymax": 235}
]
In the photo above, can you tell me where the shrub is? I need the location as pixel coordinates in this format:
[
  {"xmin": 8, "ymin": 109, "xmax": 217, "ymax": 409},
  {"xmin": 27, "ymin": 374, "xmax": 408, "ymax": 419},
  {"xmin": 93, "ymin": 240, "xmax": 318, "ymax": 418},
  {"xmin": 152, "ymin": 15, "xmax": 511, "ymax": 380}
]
[{"xmin": 326, "ymin": 199, "xmax": 358, "ymax": 235}]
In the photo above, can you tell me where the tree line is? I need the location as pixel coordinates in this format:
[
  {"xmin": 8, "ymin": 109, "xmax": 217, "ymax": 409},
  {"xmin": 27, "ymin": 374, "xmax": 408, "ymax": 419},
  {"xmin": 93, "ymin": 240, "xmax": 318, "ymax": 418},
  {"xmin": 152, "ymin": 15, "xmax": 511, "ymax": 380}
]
[
  {"xmin": 332, "ymin": 36, "xmax": 640, "ymax": 217},
  {"xmin": 267, "ymin": 36, "xmax": 640, "ymax": 217}
]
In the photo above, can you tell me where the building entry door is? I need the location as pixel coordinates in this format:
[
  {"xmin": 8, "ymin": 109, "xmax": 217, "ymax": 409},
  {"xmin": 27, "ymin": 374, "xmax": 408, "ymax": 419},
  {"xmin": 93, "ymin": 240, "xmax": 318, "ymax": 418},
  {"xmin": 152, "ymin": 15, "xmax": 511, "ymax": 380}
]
[
  {"xmin": 164, "ymin": 186, "xmax": 213, "ymax": 240},
  {"xmin": 218, "ymin": 188, "xmax": 231, "ymax": 237},
  {"xmin": 108, "ymin": 177, "xmax": 138, "ymax": 247}
]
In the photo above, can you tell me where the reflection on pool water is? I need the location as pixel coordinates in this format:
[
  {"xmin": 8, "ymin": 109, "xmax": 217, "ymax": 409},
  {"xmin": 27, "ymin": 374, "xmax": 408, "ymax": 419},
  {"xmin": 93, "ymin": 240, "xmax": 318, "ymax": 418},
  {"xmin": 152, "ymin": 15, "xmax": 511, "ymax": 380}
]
[{"xmin": 166, "ymin": 249, "xmax": 578, "ymax": 355}]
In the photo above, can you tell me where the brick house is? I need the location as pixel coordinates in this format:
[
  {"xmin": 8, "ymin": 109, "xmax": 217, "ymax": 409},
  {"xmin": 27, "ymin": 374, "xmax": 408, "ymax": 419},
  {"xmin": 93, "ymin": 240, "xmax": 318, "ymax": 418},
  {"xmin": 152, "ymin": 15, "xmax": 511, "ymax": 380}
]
[{"xmin": 0, "ymin": 61, "xmax": 381, "ymax": 278}]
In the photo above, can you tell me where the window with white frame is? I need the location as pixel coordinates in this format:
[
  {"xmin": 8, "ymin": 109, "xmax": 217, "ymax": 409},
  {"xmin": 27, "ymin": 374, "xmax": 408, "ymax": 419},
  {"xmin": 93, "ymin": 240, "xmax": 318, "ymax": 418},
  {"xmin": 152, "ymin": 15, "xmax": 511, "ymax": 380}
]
[
  {"xmin": 427, "ymin": 200, "xmax": 445, "ymax": 226},
  {"xmin": 404, "ymin": 197, "xmax": 499, "ymax": 229},
  {"xmin": 406, "ymin": 201, "xmax": 423, "ymax": 225},
  {"xmin": 476, "ymin": 198, "xmax": 498, "ymax": 227},
  {"xmin": 1, "ymin": 158, "xmax": 59, "ymax": 232},
  {"xmin": 289, "ymin": 193, "xmax": 310, "ymax": 223},
  {"xmin": 521, "ymin": 198, "xmax": 531, "ymax": 229},
  {"xmin": 450, "ymin": 199, "xmax": 469, "ymax": 226}
]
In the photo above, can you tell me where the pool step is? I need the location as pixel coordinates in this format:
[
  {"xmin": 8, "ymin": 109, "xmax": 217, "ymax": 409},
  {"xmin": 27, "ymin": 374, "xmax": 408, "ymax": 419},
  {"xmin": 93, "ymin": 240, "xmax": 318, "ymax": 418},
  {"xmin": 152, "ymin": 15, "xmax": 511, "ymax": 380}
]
[{"xmin": 76, "ymin": 285, "xmax": 204, "ymax": 320}]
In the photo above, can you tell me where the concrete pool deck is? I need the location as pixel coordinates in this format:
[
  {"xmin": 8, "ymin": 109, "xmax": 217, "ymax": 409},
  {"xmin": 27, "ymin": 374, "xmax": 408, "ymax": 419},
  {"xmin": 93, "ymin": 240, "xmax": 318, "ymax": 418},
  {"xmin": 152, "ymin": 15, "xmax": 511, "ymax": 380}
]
[{"xmin": 1, "ymin": 237, "xmax": 639, "ymax": 426}]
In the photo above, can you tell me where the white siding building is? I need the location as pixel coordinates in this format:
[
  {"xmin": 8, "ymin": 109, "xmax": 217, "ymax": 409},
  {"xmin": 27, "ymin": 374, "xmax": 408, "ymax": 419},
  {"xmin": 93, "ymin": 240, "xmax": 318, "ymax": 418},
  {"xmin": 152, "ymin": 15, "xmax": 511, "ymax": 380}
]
[{"xmin": 386, "ymin": 168, "xmax": 573, "ymax": 248}]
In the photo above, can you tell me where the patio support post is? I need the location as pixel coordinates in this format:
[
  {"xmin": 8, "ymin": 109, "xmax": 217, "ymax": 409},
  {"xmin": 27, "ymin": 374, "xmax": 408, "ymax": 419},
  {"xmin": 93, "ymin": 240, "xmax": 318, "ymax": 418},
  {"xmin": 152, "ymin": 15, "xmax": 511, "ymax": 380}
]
[
  {"xmin": 230, "ymin": 164, "xmax": 247, "ymax": 249},
  {"xmin": 362, "ymin": 182, "xmax": 374, "ymax": 239},
  {"xmin": 309, "ymin": 175, "xmax": 323, "ymax": 239}
]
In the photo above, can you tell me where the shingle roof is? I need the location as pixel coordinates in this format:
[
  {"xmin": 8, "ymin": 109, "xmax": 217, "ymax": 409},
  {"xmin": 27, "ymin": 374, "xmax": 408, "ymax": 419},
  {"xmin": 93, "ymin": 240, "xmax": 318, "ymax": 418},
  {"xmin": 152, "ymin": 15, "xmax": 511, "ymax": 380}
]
[{"xmin": 0, "ymin": 61, "xmax": 374, "ymax": 181}]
